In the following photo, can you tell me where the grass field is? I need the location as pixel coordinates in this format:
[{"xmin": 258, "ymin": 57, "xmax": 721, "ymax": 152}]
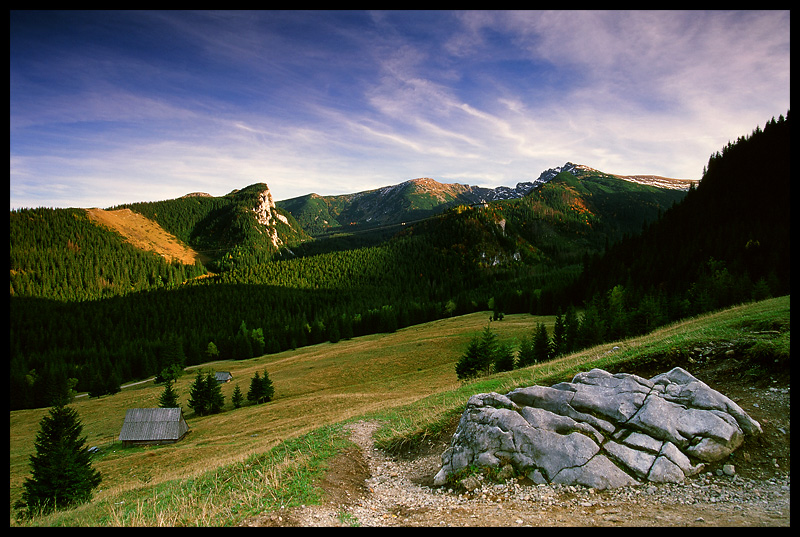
[{"xmin": 9, "ymin": 296, "xmax": 790, "ymax": 526}]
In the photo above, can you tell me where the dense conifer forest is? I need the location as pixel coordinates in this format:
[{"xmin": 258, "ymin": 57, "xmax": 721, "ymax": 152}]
[{"xmin": 9, "ymin": 112, "xmax": 789, "ymax": 410}]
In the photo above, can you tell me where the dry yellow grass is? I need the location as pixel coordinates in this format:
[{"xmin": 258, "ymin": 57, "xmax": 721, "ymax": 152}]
[
  {"xmin": 9, "ymin": 296, "xmax": 789, "ymax": 526},
  {"xmin": 85, "ymin": 208, "xmax": 210, "ymax": 265},
  {"xmin": 9, "ymin": 311, "xmax": 551, "ymax": 520}
]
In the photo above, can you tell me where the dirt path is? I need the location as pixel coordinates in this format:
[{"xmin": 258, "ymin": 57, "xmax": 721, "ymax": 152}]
[{"xmin": 242, "ymin": 361, "xmax": 790, "ymax": 527}]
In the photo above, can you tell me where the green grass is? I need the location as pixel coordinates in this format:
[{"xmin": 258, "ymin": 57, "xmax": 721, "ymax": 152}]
[{"xmin": 10, "ymin": 296, "xmax": 789, "ymax": 526}]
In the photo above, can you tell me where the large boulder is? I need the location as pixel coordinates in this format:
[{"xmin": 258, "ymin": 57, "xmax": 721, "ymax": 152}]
[{"xmin": 434, "ymin": 367, "xmax": 761, "ymax": 489}]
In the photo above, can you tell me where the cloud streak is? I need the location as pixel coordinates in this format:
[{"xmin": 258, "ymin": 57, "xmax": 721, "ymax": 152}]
[{"xmin": 10, "ymin": 10, "xmax": 790, "ymax": 209}]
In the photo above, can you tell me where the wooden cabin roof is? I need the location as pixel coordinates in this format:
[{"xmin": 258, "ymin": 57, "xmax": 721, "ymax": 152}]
[{"xmin": 118, "ymin": 408, "xmax": 189, "ymax": 442}]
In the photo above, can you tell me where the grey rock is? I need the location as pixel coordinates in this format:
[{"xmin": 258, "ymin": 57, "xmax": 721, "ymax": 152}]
[{"xmin": 436, "ymin": 367, "xmax": 760, "ymax": 490}]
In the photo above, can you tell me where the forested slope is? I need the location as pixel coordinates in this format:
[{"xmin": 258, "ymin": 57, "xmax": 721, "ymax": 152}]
[{"xmin": 11, "ymin": 111, "xmax": 787, "ymax": 412}]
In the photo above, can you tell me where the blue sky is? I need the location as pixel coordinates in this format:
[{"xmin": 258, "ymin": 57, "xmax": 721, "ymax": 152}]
[{"xmin": 10, "ymin": 10, "xmax": 790, "ymax": 209}]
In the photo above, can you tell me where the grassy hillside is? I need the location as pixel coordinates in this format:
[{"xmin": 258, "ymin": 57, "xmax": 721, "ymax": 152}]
[{"xmin": 10, "ymin": 295, "xmax": 789, "ymax": 526}]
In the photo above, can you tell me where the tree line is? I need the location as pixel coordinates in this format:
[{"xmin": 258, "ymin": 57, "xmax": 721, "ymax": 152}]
[{"xmin": 10, "ymin": 112, "xmax": 787, "ymax": 410}]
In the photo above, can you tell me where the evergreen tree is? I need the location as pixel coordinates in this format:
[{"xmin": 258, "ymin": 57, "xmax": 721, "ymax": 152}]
[
  {"xmin": 455, "ymin": 337, "xmax": 484, "ymax": 380},
  {"xmin": 516, "ymin": 333, "xmax": 536, "ymax": 369},
  {"xmin": 247, "ymin": 368, "xmax": 275, "ymax": 404},
  {"xmin": 15, "ymin": 404, "xmax": 102, "ymax": 518},
  {"xmin": 478, "ymin": 324, "xmax": 499, "ymax": 376},
  {"xmin": 455, "ymin": 325, "xmax": 500, "ymax": 380},
  {"xmin": 188, "ymin": 370, "xmax": 209, "ymax": 416},
  {"xmin": 259, "ymin": 368, "xmax": 274, "ymax": 403},
  {"xmin": 532, "ymin": 322, "xmax": 552, "ymax": 364},
  {"xmin": 247, "ymin": 371, "xmax": 262, "ymax": 404},
  {"xmin": 158, "ymin": 380, "xmax": 180, "ymax": 408},
  {"xmin": 563, "ymin": 305, "xmax": 579, "ymax": 354},
  {"xmin": 494, "ymin": 342, "xmax": 515, "ymax": 373},
  {"xmin": 552, "ymin": 310, "xmax": 566, "ymax": 357},
  {"xmin": 188, "ymin": 370, "xmax": 224, "ymax": 416},
  {"xmin": 231, "ymin": 383, "xmax": 244, "ymax": 409},
  {"xmin": 577, "ymin": 301, "xmax": 605, "ymax": 350},
  {"xmin": 207, "ymin": 372, "xmax": 225, "ymax": 414}
]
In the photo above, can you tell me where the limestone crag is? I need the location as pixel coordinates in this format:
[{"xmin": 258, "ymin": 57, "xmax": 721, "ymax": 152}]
[
  {"xmin": 252, "ymin": 186, "xmax": 291, "ymax": 249},
  {"xmin": 434, "ymin": 367, "xmax": 761, "ymax": 490}
]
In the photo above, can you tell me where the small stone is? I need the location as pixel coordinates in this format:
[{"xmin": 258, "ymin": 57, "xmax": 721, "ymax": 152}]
[
  {"xmin": 723, "ymin": 464, "xmax": 736, "ymax": 476},
  {"xmin": 460, "ymin": 475, "xmax": 481, "ymax": 491}
]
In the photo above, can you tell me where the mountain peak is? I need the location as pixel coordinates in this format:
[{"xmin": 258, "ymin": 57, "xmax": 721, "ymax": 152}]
[{"xmin": 542, "ymin": 162, "xmax": 698, "ymax": 191}]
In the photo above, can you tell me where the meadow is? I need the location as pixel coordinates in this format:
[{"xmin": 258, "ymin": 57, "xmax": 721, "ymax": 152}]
[{"xmin": 9, "ymin": 296, "xmax": 790, "ymax": 526}]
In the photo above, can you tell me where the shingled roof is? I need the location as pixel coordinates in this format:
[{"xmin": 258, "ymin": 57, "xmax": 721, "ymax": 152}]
[{"xmin": 118, "ymin": 408, "xmax": 189, "ymax": 445}]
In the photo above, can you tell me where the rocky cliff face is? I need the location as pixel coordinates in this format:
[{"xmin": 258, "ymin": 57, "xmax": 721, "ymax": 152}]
[{"xmin": 252, "ymin": 185, "xmax": 292, "ymax": 249}]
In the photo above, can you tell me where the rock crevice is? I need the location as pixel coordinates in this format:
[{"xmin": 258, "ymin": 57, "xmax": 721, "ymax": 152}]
[{"xmin": 434, "ymin": 367, "xmax": 761, "ymax": 490}]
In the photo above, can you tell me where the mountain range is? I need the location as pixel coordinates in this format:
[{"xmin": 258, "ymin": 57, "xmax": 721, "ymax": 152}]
[
  {"xmin": 9, "ymin": 111, "xmax": 790, "ymax": 410},
  {"xmin": 276, "ymin": 162, "xmax": 697, "ymax": 235},
  {"xmin": 9, "ymin": 161, "xmax": 695, "ymax": 298}
]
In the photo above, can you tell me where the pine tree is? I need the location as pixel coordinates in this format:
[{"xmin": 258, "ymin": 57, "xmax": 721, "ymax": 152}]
[
  {"xmin": 158, "ymin": 380, "xmax": 180, "ymax": 408},
  {"xmin": 260, "ymin": 368, "xmax": 274, "ymax": 403},
  {"xmin": 188, "ymin": 371, "xmax": 209, "ymax": 416},
  {"xmin": 455, "ymin": 325, "xmax": 500, "ymax": 380},
  {"xmin": 563, "ymin": 305, "xmax": 579, "ymax": 354},
  {"xmin": 532, "ymin": 322, "xmax": 552, "ymax": 364},
  {"xmin": 231, "ymin": 383, "xmax": 244, "ymax": 409},
  {"xmin": 455, "ymin": 337, "xmax": 484, "ymax": 380},
  {"xmin": 15, "ymin": 404, "xmax": 102, "ymax": 518},
  {"xmin": 247, "ymin": 369, "xmax": 274, "ymax": 404},
  {"xmin": 517, "ymin": 333, "xmax": 535, "ymax": 368},
  {"xmin": 207, "ymin": 373, "xmax": 225, "ymax": 414},
  {"xmin": 552, "ymin": 310, "xmax": 566, "ymax": 357},
  {"xmin": 478, "ymin": 325, "xmax": 499, "ymax": 376},
  {"xmin": 494, "ymin": 342, "xmax": 515, "ymax": 372},
  {"xmin": 247, "ymin": 371, "xmax": 262, "ymax": 404},
  {"xmin": 578, "ymin": 300, "xmax": 606, "ymax": 349}
]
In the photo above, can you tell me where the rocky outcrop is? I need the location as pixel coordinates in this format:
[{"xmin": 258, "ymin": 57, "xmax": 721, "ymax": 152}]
[
  {"xmin": 252, "ymin": 186, "xmax": 291, "ymax": 249},
  {"xmin": 434, "ymin": 367, "xmax": 761, "ymax": 490}
]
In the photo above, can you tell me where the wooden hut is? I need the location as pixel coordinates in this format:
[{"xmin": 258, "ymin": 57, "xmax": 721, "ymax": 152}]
[
  {"xmin": 215, "ymin": 371, "xmax": 233, "ymax": 384},
  {"xmin": 118, "ymin": 408, "xmax": 189, "ymax": 446}
]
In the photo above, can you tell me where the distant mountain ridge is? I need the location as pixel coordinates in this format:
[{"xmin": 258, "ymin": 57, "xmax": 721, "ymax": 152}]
[{"xmin": 277, "ymin": 162, "xmax": 696, "ymax": 235}]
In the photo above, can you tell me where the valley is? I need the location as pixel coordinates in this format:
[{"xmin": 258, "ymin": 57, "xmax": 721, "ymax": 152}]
[
  {"xmin": 9, "ymin": 112, "xmax": 790, "ymax": 526},
  {"xmin": 9, "ymin": 296, "xmax": 790, "ymax": 526}
]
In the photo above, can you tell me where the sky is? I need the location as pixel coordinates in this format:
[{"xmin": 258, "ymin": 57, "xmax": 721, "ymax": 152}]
[{"xmin": 10, "ymin": 10, "xmax": 790, "ymax": 209}]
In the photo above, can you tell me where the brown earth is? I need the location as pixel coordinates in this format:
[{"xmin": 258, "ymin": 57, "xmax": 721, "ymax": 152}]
[
  {"xmin": 243, "ymin": 356, "xmax": 790, "ymax": 527},
  {"xmin": 85, "ymin": 208, "xmax": 209, "ymax": 266}
]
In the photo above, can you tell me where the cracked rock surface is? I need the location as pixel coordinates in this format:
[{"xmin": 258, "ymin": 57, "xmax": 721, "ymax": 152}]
[
  {"xmin": 240, "ymin": 357, "xmax": 789, "ymax": 527},
  {"xmin": 434, "ymin": 367, "xmax": 762, "ymax": 489}
]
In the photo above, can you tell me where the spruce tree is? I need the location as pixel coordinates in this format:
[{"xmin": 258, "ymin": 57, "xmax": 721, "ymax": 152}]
[
  {"xmin": 516, "ymin": 333, "xmax": 536, "ymax": 369},
  {"xmin": 563, "ymin": 305, "xmax": 579, "ymax": 354},
  {"xmin": 455, "ymin": 325, "xmax": 500, "ymax": 380},
  {"xmin": 247, "ymin": 369, "xmax": 274, "ymax": 404},
  {"xmin": 188, "ymin": 370, "xmax": 225, "ymax": 415},
  {"xmin": 259, "ymin": 368, "xmax": 274, "ymax": 403},
  {"xmin": 494, "ymin": 342, "xmax": 515, "ymax": 372},
  {"xmin": 158, "ymin": 379, "xmax": 180, "ymax": 408},
  {"xmin": 15, "ymin": 404, "xmax": 102, "ymax": 518},
  {"xmin": 532, "ymin": 322, "xmax": 552, "ymax": 364},
  {"xmin": 207, "ymin": 372, "xmax": 225, "ymax": 414},
  {"xmin": 188, "ymin": 370, "xmax": 209, "ymax": 416},
  {"xmin": 247, "ymin": 371, "xmax": 263, "ymax": 404},
  {"xmin": 455, "ymin": 337, "xmax": 484, "ymax": 380},
  {"xmin": 478, "ymin": 325, "xmax": 499, "ymax": 376},
  {"xmin": 552, "ymin": 311, "xmax": 566, "ymax": 357},
  {"xmin": 231, "ymin": 384, "xmax": 244, "ymax": 409}
]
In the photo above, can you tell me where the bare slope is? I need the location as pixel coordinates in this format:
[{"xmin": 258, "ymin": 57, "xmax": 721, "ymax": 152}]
[{"xmin": 85, "ymin": 208, "xmax": 209, "ymax": 265}]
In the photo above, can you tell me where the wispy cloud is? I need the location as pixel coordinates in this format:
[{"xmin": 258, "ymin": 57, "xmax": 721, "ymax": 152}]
[{"xmin": 10, "ymin": 10, "xmax": 789, "ymax": 209}]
